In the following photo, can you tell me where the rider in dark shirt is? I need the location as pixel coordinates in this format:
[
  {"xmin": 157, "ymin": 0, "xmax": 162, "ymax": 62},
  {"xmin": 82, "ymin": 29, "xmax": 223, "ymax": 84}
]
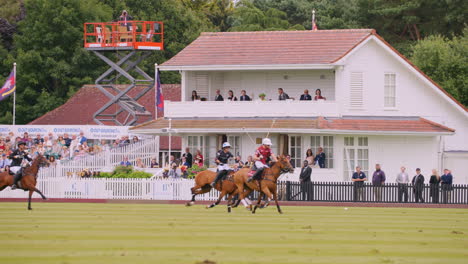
[
  {"xmin": 9, "ymin": 141, "xmax": 32, "ymax": 189},
  {"xmin": 210, "ymin": 142, "xmax": 233, "ymax": 187}
]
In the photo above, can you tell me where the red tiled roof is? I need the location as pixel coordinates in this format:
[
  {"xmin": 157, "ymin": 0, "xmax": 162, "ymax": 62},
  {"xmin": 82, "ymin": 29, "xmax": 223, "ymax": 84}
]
[
  {"xmin": 30, "ymin": 84, "xmax": 181, "ymax": 125},
  {"xmin": 131, "ymin": 116, "xmax": 454, "ymax": 134},
  {"xmin": 162, "ymin": 29, "xmax": 374, "ymax": 66}
]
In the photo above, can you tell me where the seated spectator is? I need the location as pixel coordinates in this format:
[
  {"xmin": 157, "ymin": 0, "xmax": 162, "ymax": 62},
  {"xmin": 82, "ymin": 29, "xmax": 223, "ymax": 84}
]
[
  {"xmin": 194, "ymin": 149, "xmax": 203, "ymax": 167},
  {"xmin": 314, "ymin": 147, "xmax": 326, "ymax": 168},
  {"xmin": 0, "ymin": 138, "xmax": 5, "ymax": 151},
  {"xmin": 77, "ymin": 131, "xmax": 87, "ymax": 145},
  {"xmin": 21, "ymin": 132, "xmax": 29, "ymax": 143},
  {"xmin": 305, "ymin": 149, "xmax": 314, "ymax": 167},
  {"xmin": 113, "ymin": 139, "xmax": 121, "ymax": 148},
  {"xmin": 227, "ymin": 90, "xmax": 238, "ymax": 101},
  {"xmin": 258, "ymin": 93, "xmax": 266, "ymax": 101},
  {"xmin": 48, "ymin": 132, "xmax": 54, "ymax": 141},
  {"xmin": 278, "ymin": 88, "xmax": 290, "ymax": 100},
  {"xmin": 314, "ymin": 89, "xmax": 326, "ymax": 100},
  {"xmin": 191, "ymin": 90, "xmax": 200, "ymax": 101},
  {"xmin": 57, "ymin": 136, "xmax": 66, "ymax": 147},
  {"xmin": 239, "ymin": 90, "xmax": 251, "ymax": 101},
  {"xmin": 0, "ymin": 153, "xmax": 11, "ymax": 170},
  {"xmin": 300, "ymin": 89, "xmax": 312, "ymax": 101},
  {"xmin": 60, "ymin": 146, "xmax": 70, "ymax": 160},
  {"xmin": 52, "ymin": 140, "xmax": 61, "ymax": 157},
  {"xmin": 132, "ymin": 136, "xmax": 139, "ymax": 144},
  {"xmin": 82, "ymin": 142, "xmax": 90, "ymax": 152},
  {"xmin": 244, "ymin": 155, "xmax": 254, "ymax": 168},
  {"xmin": 120, "ymin": 156, "xmax": 132, "ymax": 167},
  {"xmin": 135, "ymin": 158, "xmax": 145, "ymax": 168},
  {"xmin": 123, "ymin": 136, "xmax": 131, "ymax": 144},
  {"xmin": 214, "ymin": 89, "xmax": 224, "ymax": 101},
  {"xmin": 63, "ymin": 133, "xmax": 72, "ymax": 147},
  {"xmin": 150, "ymin": 158, "xmax": 159, "ymax": 168},
  {"xmin": 43, "ymin": 136, "xmax": 52, "ymax": 148},
  {"xmin": 34, "ymin": 133, "xmax": 44, "ymax": 145}
]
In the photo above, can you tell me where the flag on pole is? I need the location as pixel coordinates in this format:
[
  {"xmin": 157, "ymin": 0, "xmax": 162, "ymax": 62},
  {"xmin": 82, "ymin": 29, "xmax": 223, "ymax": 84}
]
[
  {"xmin": 0, "ymin": 71, "xmax": 16, "ymax": 102},
  {"xmin": 312, "ymin": 9, "xmax": 318, "ymax": 31},
  {"xmin": 155, "ymin": 69, "xmax": 164, "ymax": 115}
]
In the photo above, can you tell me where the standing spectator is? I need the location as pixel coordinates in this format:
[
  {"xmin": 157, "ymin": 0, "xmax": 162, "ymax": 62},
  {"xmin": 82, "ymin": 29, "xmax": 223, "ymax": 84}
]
[
  {"xmin": 69, "ymin": 135, "xmax": 79, "ymax": 157},
  {"xmin": 214, "ymin": 89, "xmax": 224, "ymax": 101},
  {"xmin": 372, "ymin": 164, "xmax": 386, "ymax": 202},
  {"xmin": 60, "ymin": 146, "xmax": 70, "ymax": 160},
  {"xmin": 118, "ymin": 10, "xmax": 133, "ymax": 30},
  {"xmin": 285, "ymin": 155, "xmax": 295, "ymax": 168},
  {"xmin": 194, "ymin": 149, "xmax": 204, "ymax": 167},
  {"xmin": 57, "ymin": 136, "xmax": 65, "ymax": 147},
  {"xmin": 33, "ymin": 134, "xmax": 44, "ymax": 145},
  {"xmin": 48, "ymin": 156, "xmax": 57, "ymax": 167},
  {"xmin": 150, "ymin": 158, "xmax": 159, "ymax": 168},
  {"xmin": 21, "ymin": 132, "xmax": 30, "ymax": 143},
  {"xmin": 63, "ymin": 133, "xmax": 72, "ymax": 147},
  {"xmin": 305, "ymin": 149, "xmax": 314, "ymax": 167},
  {"xmin": 191, "ymin": 90, "xmax": 200, "ymax": 101},
  {"xmin": 313, "ymin": 147, "xmax": 326, "ymax": 168},
  {"xmin": 299, "ymin": 160, "xmax": 312, "ymax": 201},
  {"xmin": 352, "ymin": 166, "xmax": 367, "ymax": 202},
  {"xmin": 0, "ymin": 153, "xmax": 11, "ymax": 170},
  {"xmin": 234, "ymin": 155, "xmax": 244, "ymax": 168},
  {"xmin": 429, "ymin": 169, "xmax": 441, "ymax": 203},
  {"xmin": 48, "ymin": 132, "xmax": 54, "ymax": 142},
  {"xmin": 43, "ymin": 136, "xmax": 52, "ymax": 149},
  {"xmin": 396, "ymin": 166, "xmax": 410, "ymax": 203},
  {"xmin": 314, "ymin": 89, "xmax": 326, "ymax": 100},
  {"xmin": 77, "ymin": 131, "xmax": 87, "ymax": 145},
  {"xmin": 227, "ymin": 90, "xmax": 238, "ymax": 101},
  {"xmin": 132, "ymin": 136, "xmax": 139, "ymax": 144},
  {"xmin": 120, "ymin": 156, "xmax": 132, "ymax": 167},
  {"xmin": 0, "ymin": 138, "xmax": 5, "ymax": 151},
  {"xmin": 135, "ymin": 158, "xmax": 145, "ymax": 168},
  {"xmin": 182, "ymin": 147, "xmax": 193, "ymax": 168},
  {"xmin": 412, "ymin": 168, "xmax": 425, "ymax": 203},
  {"xmin": 300, "ymin": 89, "xmax": 312, "ymax": 100},
  {"xmin": 239, "ymin": 90, "xmax": 251, "ymax": 101},
  {"xmin": 278, "ymin": 88, "xmax": 289, "ymax": 100},
  {"xmin": 82, "ymin": 142, "xmax": 90, "ymax": 153},
  {"xmin": 441, "ymin": 169, "xmax": 453, "ymax": 204}
]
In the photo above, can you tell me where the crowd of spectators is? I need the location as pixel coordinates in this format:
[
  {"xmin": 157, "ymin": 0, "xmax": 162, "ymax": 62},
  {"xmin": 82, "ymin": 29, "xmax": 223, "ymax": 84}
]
[
  {"xmin": 191, "ymin": 88, "xmax": 327, "ymax": 102},
  {"xmin": 0, "ymin": 131, "xmax": 142, "ymax": 172}
]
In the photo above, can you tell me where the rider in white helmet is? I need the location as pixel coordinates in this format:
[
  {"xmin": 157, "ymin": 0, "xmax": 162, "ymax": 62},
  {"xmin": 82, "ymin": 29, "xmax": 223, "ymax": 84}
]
[
  {"xmin": 248, "ymin": 138, "xmax": 277, "ymax": 182},
  {"xmin": 211, "ymin": 142, "xmax": 234, "ymax": 187}
]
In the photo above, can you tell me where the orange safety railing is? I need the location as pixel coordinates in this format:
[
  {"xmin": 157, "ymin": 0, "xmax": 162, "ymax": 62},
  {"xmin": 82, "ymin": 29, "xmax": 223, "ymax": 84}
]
[{"xmin": 84, "ymin": 21, "xmax": 164, "ymax": 50}]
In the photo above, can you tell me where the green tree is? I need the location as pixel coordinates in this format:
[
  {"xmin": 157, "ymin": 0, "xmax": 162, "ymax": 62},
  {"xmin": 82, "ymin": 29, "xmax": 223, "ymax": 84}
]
[{"xmin": 411, "ymin": 30, "xmax": 468, "ymax": 106}]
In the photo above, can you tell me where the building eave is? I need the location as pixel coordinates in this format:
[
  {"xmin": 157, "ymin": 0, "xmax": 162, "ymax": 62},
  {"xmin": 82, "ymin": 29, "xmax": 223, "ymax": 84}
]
[{"xmin": 158, "ymin": 64, "xmax": 340, "ymax": 71}]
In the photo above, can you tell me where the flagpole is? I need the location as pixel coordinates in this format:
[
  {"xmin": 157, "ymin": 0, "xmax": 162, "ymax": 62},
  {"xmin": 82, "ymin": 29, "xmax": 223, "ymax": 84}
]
[
  {"xmin": 13, "ymin": 62, "xmax": 16, "ymax": 125},
  {"xmin": 154, "ymin": 63, "xmax": 158, "ymax": 119}
]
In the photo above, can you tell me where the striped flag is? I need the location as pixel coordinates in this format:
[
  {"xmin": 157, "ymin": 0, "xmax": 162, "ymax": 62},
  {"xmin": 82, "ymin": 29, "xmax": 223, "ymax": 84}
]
[
  {"xmin": 312, "ymin": 9, "xmax": 318, "ymax": 31},
  {"xmin": 155, "ymin": 69, "xmax": 164, "ymax": 115},
  {"xmin": 0, "ymin": 71, "xmax": 15, "ymax": 102}
]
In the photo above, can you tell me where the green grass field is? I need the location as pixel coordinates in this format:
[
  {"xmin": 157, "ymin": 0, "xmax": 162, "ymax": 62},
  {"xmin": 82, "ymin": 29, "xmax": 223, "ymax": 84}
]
[{"xmin": 0, "ymin": 202, "xmax": 467, "ymax": 264}]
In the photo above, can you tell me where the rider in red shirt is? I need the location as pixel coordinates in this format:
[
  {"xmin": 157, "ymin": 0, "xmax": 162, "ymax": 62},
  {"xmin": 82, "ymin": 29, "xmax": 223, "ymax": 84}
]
[{"xmin": 248, "ymin": 138, "xmax": 277, "ymax": 182}]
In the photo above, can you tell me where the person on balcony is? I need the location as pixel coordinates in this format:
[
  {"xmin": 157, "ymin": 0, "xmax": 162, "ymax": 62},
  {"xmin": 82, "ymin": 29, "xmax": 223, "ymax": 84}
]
[
  {"xmin": 214, "ymin": 89, "xmax": 224, "ymax": 101},
  {"xmin": 300, "ymin": 89, "xmax": 312, "ymax": 100},
  {"xmin": 211, "ymin": 142, "xmax": 233, "ymax": 187},
  {"xmin": 119, "ymin": 10, "xmax": 133, "ymax": 30},
  {"xmin": 278, "ymin": 88, "xmax": 290, "ymax": 100},
  {"xmin": 227, "ymin": 90, "xmax": 238, "ymax": 101},
  {"xmin": 314, "ymin": 89, "xmax": 326, "ymax": 100},
  {"xmin": 248, "ymin": 138, "xmax": 277, "ymax": 183},
  {"xmin": 191, "ymin": 90, "xmax": 200, "ymax": 101},
  {"xmin": 239, "ymin": 90, "xmax": 251, "ymax": 101},
  {"xmin": 313, "ymin": 147, "xmax": 326, "ymax": 168}
]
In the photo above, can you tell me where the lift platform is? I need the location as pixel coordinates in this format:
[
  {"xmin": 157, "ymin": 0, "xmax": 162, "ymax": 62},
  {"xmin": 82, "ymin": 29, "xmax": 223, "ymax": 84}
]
[{"xmin": 84, "ymin": 21, "xmax": 164, "ymax": 126}]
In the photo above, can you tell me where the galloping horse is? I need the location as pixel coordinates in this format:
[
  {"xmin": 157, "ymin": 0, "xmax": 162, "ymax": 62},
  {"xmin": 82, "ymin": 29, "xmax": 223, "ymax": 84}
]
[
  {"xmin": 0, "ymin": 154, "xmax": 49, "ymax": 210},
  {"xmin": 233, "ymin": 155, "xmax": 294, "ymax": 214},
  {"xmin": 186, "ymin": 170, "xmax": 239, "ymax": 212}
]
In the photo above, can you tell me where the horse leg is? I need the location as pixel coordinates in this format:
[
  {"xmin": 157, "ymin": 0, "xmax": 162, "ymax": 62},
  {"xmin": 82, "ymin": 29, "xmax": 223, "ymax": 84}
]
[
  {"xmin": 226, "ymin": 192, "xmax": 235, "ymax": 213},
  {"xmin": 28, "ymin": 189, "xmax": 33, "ymax": 210},
  {"xmin": 187, "ymin": 184, "xmax": 211, "ymax": 206},
  {"xmin": 207, "ymin": 190, "xmax": 225, "ymax": 209},
  {"xmin": 33, "ymin": 187, "xmax": 47, "ymax": 200},
  {"xmin": 273, "ymin": 190, "xmax": 282, "ymax": 214}
]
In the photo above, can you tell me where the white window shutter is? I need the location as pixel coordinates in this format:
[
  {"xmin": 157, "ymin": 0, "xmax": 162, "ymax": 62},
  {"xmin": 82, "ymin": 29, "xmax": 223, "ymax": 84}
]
[
  {"xmin": 350, "ymin": 72, "xmax": 364, "ymax": 109},
  {"xmin": 195, "ymin": 73, "xmax": 209, "ymax": 99}
]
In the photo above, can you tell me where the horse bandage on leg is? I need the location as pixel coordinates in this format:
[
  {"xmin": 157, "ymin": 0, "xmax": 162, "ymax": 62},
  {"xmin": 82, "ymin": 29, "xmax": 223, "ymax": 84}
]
[{"xmin": 241, "ymin": 199, "xmax": 249, "ymax": 207}]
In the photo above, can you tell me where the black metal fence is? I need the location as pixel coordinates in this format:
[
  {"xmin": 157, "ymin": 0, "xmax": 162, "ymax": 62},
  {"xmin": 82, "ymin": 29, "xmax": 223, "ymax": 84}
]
[{"xmin": 271, "ymin": 181, "xmax": 468, "ymax": 204}]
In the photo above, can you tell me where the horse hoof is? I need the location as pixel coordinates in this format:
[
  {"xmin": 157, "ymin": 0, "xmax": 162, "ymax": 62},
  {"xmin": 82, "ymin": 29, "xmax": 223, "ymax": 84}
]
[
  {"xmin": 227, "ymin": 206, "xmax": 231, "ymax": 213},
  {"xmin": 28, "ymin": 208, "xmax": 32, "ymax": 211},
  {"xmin": 279, "ymin": 211, "xmax": 283, "ymax": 214}
]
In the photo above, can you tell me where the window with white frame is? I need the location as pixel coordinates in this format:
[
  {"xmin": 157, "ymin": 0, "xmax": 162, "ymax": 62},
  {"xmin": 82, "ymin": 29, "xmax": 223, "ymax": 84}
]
[
  {"xmin": 384, "ymin": 73, "xmax": 396, "ymax": 108},
  {"xmin": 227, "ymin": 135, "xmax": 242, "ymax": 164},
  {"xmin": 310, "ymin": 135, "xmax": 334, "ymax": 168},
  {"xmin": 343, "ymin": 136, "xmax": 369, "ymax": 181},
  {"xmin": 187, "ymin": 135, "xmax": 205, "ymax": 166},
  {"xmin": 289, "ymin": 136, "xmax": 302, "ymax": 168}
]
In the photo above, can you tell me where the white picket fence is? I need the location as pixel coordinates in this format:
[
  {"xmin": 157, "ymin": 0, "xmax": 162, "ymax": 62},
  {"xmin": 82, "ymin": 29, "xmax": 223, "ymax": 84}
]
[
  {"xmin": 38, "ymin": 137, "xmax": 160, "ymax": 178},
  {"xmin": 0, "ymin": 178, "xmax": 223, "ymax": 201}
]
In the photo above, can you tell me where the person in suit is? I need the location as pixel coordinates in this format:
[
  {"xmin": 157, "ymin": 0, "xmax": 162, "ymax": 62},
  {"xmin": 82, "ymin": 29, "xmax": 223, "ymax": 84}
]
[
  {"xmin": 412, "ymin": 168, "xmax": 425, "ymax": 203},
  {"xmin": 299, "ymin": 160, "xmax": 312, "ymax": 201},
  {"xmin": 214, "ymin": 89, "xmax": 224, "ymax": 101},
  {"xmin": 300, "ymin": 89, "xmax": 312, "ymax": 100},
  {"xmin": 278, "ymin": 88, "xmax": 290, "ymax": 100},
  {"xmin": 441, "ymin": 169, "xmax": 453, "ymax": 203},
  {"xmin": 429, "ymin": 169, "xmax": 440, "ymax": 203},
  {"xmin": 239, "ymin": 90, "xmax": 251, "ymax": 101},
  {"xmin": 313, "ymin": 147, "xmax": 326, "ymax": 168}
]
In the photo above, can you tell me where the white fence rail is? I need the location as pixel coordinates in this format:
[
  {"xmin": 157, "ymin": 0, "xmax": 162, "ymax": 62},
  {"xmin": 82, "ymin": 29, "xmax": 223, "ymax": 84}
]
[{"xmin": 0, "ymin": 178, "xmax": 222, "ymax": 201}]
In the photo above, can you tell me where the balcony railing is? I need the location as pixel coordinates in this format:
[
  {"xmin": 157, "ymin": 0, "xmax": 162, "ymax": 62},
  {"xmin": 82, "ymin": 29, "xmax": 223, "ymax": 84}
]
[{"xmin": 165, "ymin": 100, "xmax": 340, "ymax": 118}]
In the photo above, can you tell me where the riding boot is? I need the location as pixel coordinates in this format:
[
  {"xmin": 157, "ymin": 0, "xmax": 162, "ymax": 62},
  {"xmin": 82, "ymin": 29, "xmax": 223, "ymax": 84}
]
[
  {"xmin": 11, "ymin": 169, "xmax": 23, "ymax": 190},
  {"xmin": 211, "ymin": 170, "xmax": 225, "ymax": 187},
  {"xmin": 248, "ymin": 168, "xmax": 264, "ymax": 183}
]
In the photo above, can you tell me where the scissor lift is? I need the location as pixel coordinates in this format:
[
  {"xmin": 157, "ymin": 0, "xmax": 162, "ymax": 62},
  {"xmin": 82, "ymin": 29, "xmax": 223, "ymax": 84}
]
[{"xmin": 84, "ymin": 21, "xmax": 164, "ymax": 126}]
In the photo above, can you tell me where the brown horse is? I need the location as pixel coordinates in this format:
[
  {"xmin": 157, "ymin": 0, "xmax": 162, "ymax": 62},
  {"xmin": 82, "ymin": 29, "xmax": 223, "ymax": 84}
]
[
  {"xmin": 186, "ymin": 170, "xmax": 239, "ymax": 212},
  {"xmin": 0, "ymin": 154, "xmax": 49, "ymax": 210},
  {"xmin": 233, "ymin": 155, "xmax": 294, "ymax": 214}
]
